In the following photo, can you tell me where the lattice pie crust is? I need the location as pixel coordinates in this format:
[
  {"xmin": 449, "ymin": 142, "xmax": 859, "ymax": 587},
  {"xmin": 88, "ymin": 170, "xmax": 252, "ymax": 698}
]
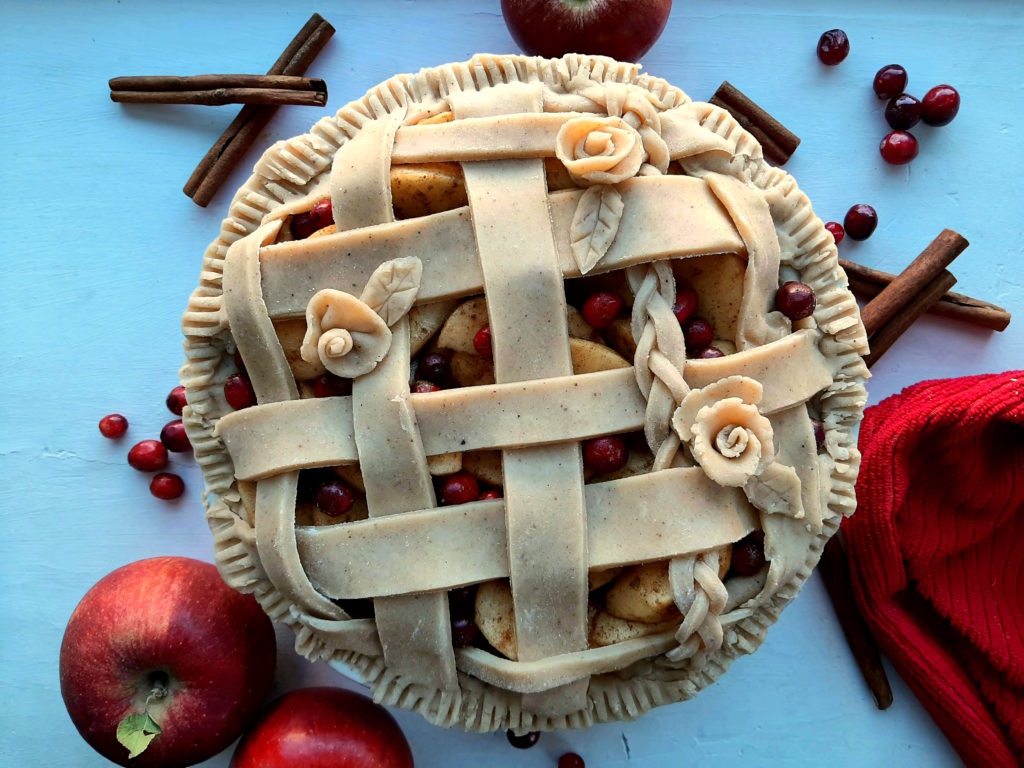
[{"xmin": 181, "ymin": 54, "xmax": 869, "ymax": 732}]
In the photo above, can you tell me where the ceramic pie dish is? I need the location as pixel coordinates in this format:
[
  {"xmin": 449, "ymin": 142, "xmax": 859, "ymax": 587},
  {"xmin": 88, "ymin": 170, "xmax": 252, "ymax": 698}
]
[{"xmin": 181, "ymin": 53, "xmax": 869, "ymax": 732}]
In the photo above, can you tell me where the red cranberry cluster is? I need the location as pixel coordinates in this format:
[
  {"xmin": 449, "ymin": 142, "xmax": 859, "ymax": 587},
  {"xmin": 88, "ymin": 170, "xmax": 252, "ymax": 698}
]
[
  {"xmin": 824, "ymin": 203, "xmax": 879, "ymax": 246},
  {"xmin": 873, "ymin": 64, "xmax": 959, "ymax": 165},
  {"xmin": 99, "ymin": 384, "xmax": 193, "ymax": 501}
]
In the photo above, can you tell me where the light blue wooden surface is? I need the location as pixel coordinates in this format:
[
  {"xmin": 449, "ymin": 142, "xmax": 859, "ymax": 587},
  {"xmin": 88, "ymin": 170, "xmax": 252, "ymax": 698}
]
[{"xmin": 2, "ymin": 1, "xmax": 1021, "ymax": 765}]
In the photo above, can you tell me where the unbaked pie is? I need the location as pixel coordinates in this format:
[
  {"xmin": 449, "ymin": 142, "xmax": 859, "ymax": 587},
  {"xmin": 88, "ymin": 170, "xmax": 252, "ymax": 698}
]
[{"xmin": 181, "ymin": 53, "xmax": 868, "ymax": 731}]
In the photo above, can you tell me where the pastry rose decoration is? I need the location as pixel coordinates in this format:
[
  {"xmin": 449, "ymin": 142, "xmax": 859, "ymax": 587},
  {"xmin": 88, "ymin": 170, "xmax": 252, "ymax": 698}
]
[
  {"xmin": 301, "ymin": 290, "xmax": 392, "ymax": 379},
  {"xmin": 300, "ymin": 257, "xmax": 423, "ymax": 379},
  {"xmin": 672, "ymin": 376, "xmax": 775, "ymax": 487},
  {"xmin": 555, "ymin": 115, "xmax": 645, "ymax": 186}
]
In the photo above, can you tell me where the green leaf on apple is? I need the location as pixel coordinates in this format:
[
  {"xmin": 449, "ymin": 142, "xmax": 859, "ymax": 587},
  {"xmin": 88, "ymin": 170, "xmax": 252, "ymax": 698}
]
[{"xmin": 117, "ymin": 711, "xmax": 162, "ymax": 759}]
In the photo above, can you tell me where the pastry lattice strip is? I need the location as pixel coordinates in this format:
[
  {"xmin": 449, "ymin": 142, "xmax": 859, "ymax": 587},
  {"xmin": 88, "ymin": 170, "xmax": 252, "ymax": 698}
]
[
  {"xmin": 217, "ymin": 332, "xmax": 832, "ymax": 481},
  {"xmin": 219, "ymin": 78, "xmax": 835, "ymax": 707}
]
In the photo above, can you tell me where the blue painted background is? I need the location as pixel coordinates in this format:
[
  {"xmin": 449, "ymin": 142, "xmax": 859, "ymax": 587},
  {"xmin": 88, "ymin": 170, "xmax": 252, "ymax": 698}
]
[{"xmin": 3, "ymin": 1, "xmax": 1021, "ymax": 765}]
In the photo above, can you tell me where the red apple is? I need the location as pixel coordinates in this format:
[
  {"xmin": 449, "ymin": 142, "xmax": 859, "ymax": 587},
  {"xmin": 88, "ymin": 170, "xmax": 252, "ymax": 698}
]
[
  {"xmin": 501, "ymin": 0, "xmax": 672, "ymax": 63},
  {"xmin": 231, "ymin": 688, "xmax": 414, "ymax": 768},
  {"xmin": 59, "ymin": 557, "xmax": 277, "ymax": 767}
]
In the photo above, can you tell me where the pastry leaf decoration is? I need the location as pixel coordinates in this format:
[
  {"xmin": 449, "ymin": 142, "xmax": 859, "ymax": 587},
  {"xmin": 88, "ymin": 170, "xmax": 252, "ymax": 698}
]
[
  {"xmin": 360, "ymin": 256, "xmax": 423, "ymax": 327},
  {"xmin": 570, "ymin": 185, "xmax": 624, "ymax": 275},
  {"xmin": 743, "ymin": 461, "xmax": 805, "ymax": 520}
]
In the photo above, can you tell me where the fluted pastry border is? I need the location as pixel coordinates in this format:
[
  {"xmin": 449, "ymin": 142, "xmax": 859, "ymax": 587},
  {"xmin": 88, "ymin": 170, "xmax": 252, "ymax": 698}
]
[{"xmin": 180, "ymin": 53, "xmax": 868, "ymax": 732}]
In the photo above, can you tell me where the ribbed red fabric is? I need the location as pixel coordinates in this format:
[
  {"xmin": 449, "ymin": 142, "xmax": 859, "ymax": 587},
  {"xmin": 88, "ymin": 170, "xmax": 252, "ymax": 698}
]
[{"xmin": 844, "ymin": 371, "xmax": 1024, "ymax": 768}]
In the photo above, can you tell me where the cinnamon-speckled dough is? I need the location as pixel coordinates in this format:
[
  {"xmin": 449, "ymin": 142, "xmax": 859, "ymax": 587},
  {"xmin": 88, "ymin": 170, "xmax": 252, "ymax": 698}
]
[{"xmin": 182, "ymin": 53, "xmax": 868, "ymax": 733}]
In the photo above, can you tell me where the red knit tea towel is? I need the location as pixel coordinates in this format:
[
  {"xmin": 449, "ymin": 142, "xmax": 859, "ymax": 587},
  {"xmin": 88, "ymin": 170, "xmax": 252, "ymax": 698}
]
[{"xmin": 843, "ymin": 371, "xmax": 1024, "ymax": 767}]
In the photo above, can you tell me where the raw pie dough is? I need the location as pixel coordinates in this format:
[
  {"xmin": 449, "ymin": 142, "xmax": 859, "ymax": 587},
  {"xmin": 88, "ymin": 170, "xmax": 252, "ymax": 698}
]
[{"xmin": 181, "ymin": 54, "xmax": 868, "ymax": 732}]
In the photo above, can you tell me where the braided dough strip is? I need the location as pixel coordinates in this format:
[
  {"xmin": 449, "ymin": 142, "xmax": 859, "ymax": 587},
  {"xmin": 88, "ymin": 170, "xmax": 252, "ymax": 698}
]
[
  {"xmin": 217, "ymin": 330, "xmax": 833, "ymax": 481},
  {"xmin": 331, "ymin": 117, "xmax": 459, "ymax": 690},
  {"xmin": 258, "ymin": 176, "xmax": 744, "ymax": 318},
  {"xmin": 454, "ymin": 566, "xmax": 762, "ymax": 694},
  {"xmin": 222, "ymin": 222, "xmax": 343, "ymax": 622},
  {"xmin": 294, "ymin": 467, "xmax": 757, "ymax": 598},
  {"xmin": 454, "ymin": 83, "xmax": 588, "ymax": 715}
]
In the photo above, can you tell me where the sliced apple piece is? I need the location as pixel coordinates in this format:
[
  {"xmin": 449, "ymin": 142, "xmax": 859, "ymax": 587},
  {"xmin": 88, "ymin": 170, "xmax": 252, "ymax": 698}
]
[
  {"xmin": 427, "ymin": 451, "xmax": 463, "ymax": 476},
  {"xmin": 274, "ymin": 318, "xmax": 326, "ymax": 381},
  {"xmin": 569, "ymin": 337, "xmax": 631, "ymax": 374},
  {"xmin": 589, "ymin": 609, "xmax": 680, "ymax": 648},
  {"xmin": 475, "ymin": 580, "xmax": 518, "ymax": 660},
  {"xmin": 544, "ymin": 157, "xmax": 576, "ymax": 191},
  {"xmin": 605, "ymin": 562, "xmax": 680, "ymax": 624},
  {"xmin": 672, "ymin": 254, "xmax": 746, "ymax": 344},
  {"xmin": 718, "ymin": 545, "xmax": 732, "ymax": 579},
  {"xmin": 567, "ymin": 305, "xmax": 602, "ymax": 343},
  {"xmin": 331, "ymin": 463, "xmax": 365, "ymax": 493},
  {"xmin": 462, "ymin": 450, "xmax": 503, "ymax": 486},
  {"xmin": 308, "ymin": 224, "xmax": 337, "ymax": 239},
  {"xmin": 450, "ymin": 351, "xmax": 495, "ymax": 387},
  {"xmin": 604, "ymin": 317, "xmax": 637, "ymax": 361},
  {"xmin": 391, "ymin": 162, "xmax": 467, "ymax": 219},
  {"xmin": 588, "ymin": 566, "xmax": 623, "ymax": 592},
  {"xmin": 410, "ymin": 299, "xmax": 460, "ymax": 357}
]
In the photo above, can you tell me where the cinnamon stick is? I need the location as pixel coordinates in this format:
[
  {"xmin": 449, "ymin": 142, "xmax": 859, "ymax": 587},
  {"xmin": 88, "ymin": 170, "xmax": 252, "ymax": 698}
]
[
  {"xmin": 708, "ymin": 81, "xmax": 801, "ymax": 165},
  {"xmin": 111, "ymin": 74, "xmax": 324, "ymax": 91},
  {"xmin": 110, "ymin": 75, "xmax": 327, "ymax": 107},
  {"xmin": 820, "ymin": 535, "xmax": 894, "ymax": 709},
  {"xmin": 864, "ymin": 270, "xmax": 958, "ymax": 368},
  {"xmin": 841, "ymin": 258, "xmax": 1010, "ymax": 332},
  {"xmin": 183, "ymin": 13, "xmax": 335, "ymax": 207},
  {"xmin": 817, "ymin": 230, "xmax": 970, "ymax": 710},
  {"xmin": 112, "ymin": 87, "xmax": 326, "ymax": 107},
  {"xmin": 859, "ymin": 229, "xmax": 969, "ymax": 336}
]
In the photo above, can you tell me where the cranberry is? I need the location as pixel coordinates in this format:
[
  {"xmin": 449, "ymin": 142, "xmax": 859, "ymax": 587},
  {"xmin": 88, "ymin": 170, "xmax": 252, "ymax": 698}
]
[
  {"xmin": 581, "ymin": 292, "xmax": 623, "ymax": 330},
  {"xmin": 160, "ymin": 419, "xmax": 192, "ymax": 453},
  {"xmin": 98, "ymin": 414, "xmax": 128, "ymax": 439},
  {"xmin": 811, "ymin": 418, "xmax": 826, "ymax": 453},
  {"xmin": 730, "ymin": 530, "xmax": 767, "ymax": 576},
  {"xmin": 316, "ymin": 480, "xmax": 356, "ymax": 518},
  {"xmin": 506, "ymin": 731, "xmax": 540, "ymax": 749},
  {"xmin": 843, "ymin": 204, "xmax": 878, "ymax": 241},
  {"xmin": 480, "ymin": 489, "xmax": 502, "ymax": 500},
  {"xmin": 879, "ymin": 130, "xmax": 919, "ymax": 165},
  {"xmin": 873, "ymin": 64, "xmax": 908, "ymax": 100},
  {"xmin": 451, "ymin": 615, "xmax": 478, "ymax": 647},
  {"xmin": 683, "ymin": 317, "xmax": 714, "ymax": 351},
  {"xmin": 165, "ymin": 385, "xmax": 187, "ymax": 416},
  {"xmin": 233, "ymin": 349, "xmax": 246, "ymax": 373},
  {"xmin": 775, "ymin": 282, "xmax": 816, "ymax": 320},
  {"xmin": 418, "ymin": 352, "xmax": 451, "ymax": 388},
  {"xmin": 150, "ymin": 472, "xmax": 185, "ymax": 500},
  {"xmin": 922, "ymin": 84, "xmax": 960, "ymax": 126},
  {"xmin": 411, "ymin": 380, "xmax": 441, "ymax": 393},
  {"xmin": 884, "ymin": 93, "xmax": 922, "ymax": 131},
  {"xmin": 313, "ymin": 373, "xmax": 350, "ymax": 398},
  {"xmin": 291, "ymin": 197, "xmax": 333, "ymax": 239},
  {"xmin": 698, "ymin": 346, "xmax": 725, "ymax": 359},
  {"xmin": 441, "ymin": 472, "xmax": 480, "ymax": 505},
  {"xmin": 449, "ymin": 585, "xmax": 477, "ymax": 611},
  {"xmin": 671, "ymin": 285, "xmax": 699, "ymax": 325},
  {"xmin": 128, "ymin": 440, "xmax": 168, "ymax": 472},
  {"xmin": 824, "ymin": 221, "xmax": 845, "ymax": 244},
  {"xmin": 473, "ymin": 325, "xmax": 493, "ymax": 358},
  {"xmin": 582, "ymin": 436, "xmax": 628, "ymax": 474},
  {"xmin": 816, "ymin": 29, "xmax": 850, "ymax": 66},
  {"xmin": 559, "ymin": 754, "xmax": 586, "ymax": 768},
  {"xmin": 224, "ymin": 373, "xmax": 257, "ymax": 410}
]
